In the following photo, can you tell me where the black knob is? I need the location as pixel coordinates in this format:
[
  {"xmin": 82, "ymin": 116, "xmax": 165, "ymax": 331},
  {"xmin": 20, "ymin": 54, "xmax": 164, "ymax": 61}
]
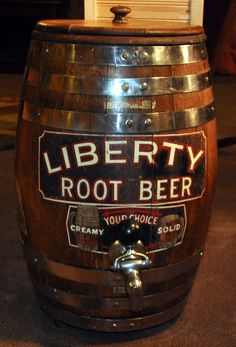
[{"xmin": 117, "ymin": 219, "xmax": 141, "ymax": 246}]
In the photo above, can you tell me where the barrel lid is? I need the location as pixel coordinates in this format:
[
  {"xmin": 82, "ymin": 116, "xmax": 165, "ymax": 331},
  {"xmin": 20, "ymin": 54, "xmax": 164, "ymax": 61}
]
[{"xmin": 36, "ymin": 19, "xmax": 204, "ymax": 37}]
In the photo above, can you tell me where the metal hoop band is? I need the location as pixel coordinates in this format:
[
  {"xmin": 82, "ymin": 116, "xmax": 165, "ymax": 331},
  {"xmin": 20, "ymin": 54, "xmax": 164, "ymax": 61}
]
[
  {"xmin": 24, "ymin": 246, "xmax": 201, "ymax": 287},
  {"xmin": 22, "ymin": 102, "xmax": 215, "ymax": 133},
  {"xmin": 37, "ymin": 71, "xmax": 211, "ymax": 96},
  {"xmin": 38, "ymin": 297, "xmax": 186, "ymax": 332},
  {"xmin": 30, "ymin": 41, "xmax": 208, "ymax": 66},
  {"xmin": 33, "ymin": 275, "xmax": 194, "ymax": 317}
]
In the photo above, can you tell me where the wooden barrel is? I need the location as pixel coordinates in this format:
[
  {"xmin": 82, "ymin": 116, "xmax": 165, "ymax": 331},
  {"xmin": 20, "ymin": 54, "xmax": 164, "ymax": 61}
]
[{"xmin": 15, "ymin": 9, "xmax": 217, "ymax": 332}]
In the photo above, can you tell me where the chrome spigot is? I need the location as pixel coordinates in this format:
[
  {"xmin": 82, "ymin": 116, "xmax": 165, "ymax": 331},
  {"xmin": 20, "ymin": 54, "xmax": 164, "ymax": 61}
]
[{"xmin": 109, "ymin": 219, "xmax": 151, "ymax": 311}]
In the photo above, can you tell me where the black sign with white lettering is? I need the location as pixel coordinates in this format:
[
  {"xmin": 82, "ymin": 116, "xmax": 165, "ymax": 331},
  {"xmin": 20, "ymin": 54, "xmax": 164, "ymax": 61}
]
[{"xmin": 39, "ymin": 131, "xmax": 206, "ymax": 205}]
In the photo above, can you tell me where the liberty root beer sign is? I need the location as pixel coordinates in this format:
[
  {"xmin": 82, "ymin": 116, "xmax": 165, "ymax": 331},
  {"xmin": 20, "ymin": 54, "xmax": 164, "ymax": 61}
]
[{"xmin": 39, "ymin": 131, "xmax": 206, "ymax": 253}]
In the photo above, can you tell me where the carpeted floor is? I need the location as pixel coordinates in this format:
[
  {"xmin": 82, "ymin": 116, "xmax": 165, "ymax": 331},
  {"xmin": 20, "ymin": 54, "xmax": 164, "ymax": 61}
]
[
  {"xmin": 0, "ymin": 97, "xmax": 18, "ymax": 135},
  {"xmin": 0, "ymin": 74, "xmax": 235, "ymax": 346},
  {"xmin": 0, "ymin": 74, "xmax": 22, "ymax": 150}
]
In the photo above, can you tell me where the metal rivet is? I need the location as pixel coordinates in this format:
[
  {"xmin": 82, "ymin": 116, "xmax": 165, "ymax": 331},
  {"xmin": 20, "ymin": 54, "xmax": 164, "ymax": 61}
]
[
  {"xmin": 200, "ymin": 252, "xmax": 203, "ymax": 256},
  {"xmin": 34, "ymin": 258, "xmax": 38, "ymax": 262},
  {"xmin": 140, "ymin": 82, "xmax": 148, "ymax": 91},
  {"xmin": 211, "ymin": 105, "xmax": 215, "ymax": 112},
  {"xmin": 113, "ymin": 323, "xmax": 118, "ymax": 328},
  {"xmin": 145, "ymin": 118, "xmax": 152, "ymax": 126},
  {"xmin": 126, "ymin": 119, "xmax": 133, "ymax": 127},
  {"xmin": 53, "ymin": 288, "xmax": 57, "ymax": 293},
  {"xmin": 205, "ymin": 76, "xmax": 209, "ymax": 82},
  {"xmin": 141, "ymin": 51, "xmax": 149, "ymax": 61},
  {"xmin": 45, "ymin": 48, "xmax": 49, "ymax": 53},
  {"xmin": 114, "ymin": 301, "xmax": 119, "ymax": 307},
  {"xmin": 122, "ymin": 82, "xmax": 129, "ymax": 92},
  {"xmin": 130, "ymin": 323, "xmax": 135, "ymax": 328},
  {"xmin": 121, "ymin": 51, "xmax": 129, "ymax": 60}
]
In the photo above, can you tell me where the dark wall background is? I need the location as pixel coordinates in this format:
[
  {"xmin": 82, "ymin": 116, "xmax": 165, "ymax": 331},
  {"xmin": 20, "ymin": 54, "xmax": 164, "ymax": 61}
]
[
  {"xmin": 203, "ymin": 0, "xmax": 231, "ymax": 62},
  {"xmin": 0, "ymin": 0, "xmax": 84, "ymax": 73},
  {"xmin": 0, "ymin": 0, "xmax": 231, "ymax": 73}
]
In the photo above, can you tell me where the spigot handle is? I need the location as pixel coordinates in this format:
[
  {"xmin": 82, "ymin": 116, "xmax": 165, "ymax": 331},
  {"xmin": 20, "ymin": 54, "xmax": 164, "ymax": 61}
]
[
  {"xmin": 125, "ymin": 269, "xmax": 142, "ymax": 296},
  {"xmin": 108, "ymin": 219, "xmax": 152, "ymax": 312}
]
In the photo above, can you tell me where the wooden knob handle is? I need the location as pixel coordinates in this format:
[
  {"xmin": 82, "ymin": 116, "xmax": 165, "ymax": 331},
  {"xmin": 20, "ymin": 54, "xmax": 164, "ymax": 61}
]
[{"xmin": 110, "ymin": 5, "xmax": 131, "ymax": 24}]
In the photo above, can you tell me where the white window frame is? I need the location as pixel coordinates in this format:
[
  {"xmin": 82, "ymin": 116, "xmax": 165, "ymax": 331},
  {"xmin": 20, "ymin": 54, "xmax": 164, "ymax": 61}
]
[{"xmin": 84, "ymin": 0, "xmax": 204, "ymax": 26}]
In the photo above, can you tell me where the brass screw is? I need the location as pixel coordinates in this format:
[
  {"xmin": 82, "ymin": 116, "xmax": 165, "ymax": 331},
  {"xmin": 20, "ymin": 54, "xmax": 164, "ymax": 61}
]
[
  {"xmin": 145, "ymin": 118, "xmax": 152, "ymax": 126},
  {"xmin": 140, "ymin": 82, "xmax": 148, "ymax": 91},
  {"xmin": 141, "ymin": 51, "xmax": 149, "ymax": 61},
  {"xmin": 122, "ymin": 82, "xmax": 129, "ymax": 92},
  {"xmin": 126, "ymin": 119, "xmax": 133, "ymax": 127},
  {"xmin": 121, "ymin": 51, "xmax": 129, "ymax": 60}
]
